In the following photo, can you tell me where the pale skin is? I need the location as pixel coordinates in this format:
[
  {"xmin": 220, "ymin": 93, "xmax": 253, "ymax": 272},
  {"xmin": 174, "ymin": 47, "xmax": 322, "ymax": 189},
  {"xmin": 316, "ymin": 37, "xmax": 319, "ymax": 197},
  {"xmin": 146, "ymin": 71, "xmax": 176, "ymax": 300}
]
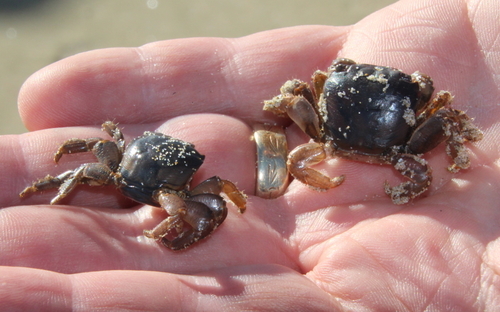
[{"xmin": 1, "ymin": 0, "xmax": 499, "ymax": 310}]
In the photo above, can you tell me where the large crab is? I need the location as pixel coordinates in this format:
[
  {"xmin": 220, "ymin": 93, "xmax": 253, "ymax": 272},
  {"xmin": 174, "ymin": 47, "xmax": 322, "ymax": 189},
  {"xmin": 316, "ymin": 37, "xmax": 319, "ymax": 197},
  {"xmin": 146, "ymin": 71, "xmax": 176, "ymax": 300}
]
[
  {"xmin": 20, "ymin": 121, "xmax": 247, "ymax": 250},
  {"xmin": 264, "ymin": 58, "xmax": 483, "ymax": 204}
]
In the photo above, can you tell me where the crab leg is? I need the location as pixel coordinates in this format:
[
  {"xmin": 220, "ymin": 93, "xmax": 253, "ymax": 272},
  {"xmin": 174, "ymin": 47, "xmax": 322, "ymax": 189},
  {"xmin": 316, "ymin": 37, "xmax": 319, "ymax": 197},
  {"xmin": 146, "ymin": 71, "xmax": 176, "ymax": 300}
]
[
  {"xmin": 101, "ymin": 121, "xmax": 125, "ymax": 153},
  {"xmin": 144, "ymin": 192, "xmax": 227, "ymax": 250},
  {"xmin": 19, "ymin": 171, "xmax": 73, "ymax": 198},
  {"xmin": 53, "ymin": 138, "xmax": 102, "ymax": 163},
  {"xmin": 19, "ymin": 163, "xmax": 116, "ymax": 204},
  {"xmin": 384, "ymin": 154, "xmax": 432, "ymax": 205},
  {"xmin": 165, "ymin": 195, "xmax": 227, "ymax": 250},
  {"xmin": 190, "ymin": 176, "xmax": 247, "ymax": 213},
  {"xmin": 287, "ymin": 142, "xmax": 345, "ymax": 191}
]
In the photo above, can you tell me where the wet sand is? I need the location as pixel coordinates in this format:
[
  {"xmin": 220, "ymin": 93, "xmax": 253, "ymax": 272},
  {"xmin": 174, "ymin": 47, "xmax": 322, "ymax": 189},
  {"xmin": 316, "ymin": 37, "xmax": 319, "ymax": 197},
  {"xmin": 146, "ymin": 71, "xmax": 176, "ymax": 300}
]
[{"xmin": 0, "ymin": 0, "xmax": 396, "ymax": 134}]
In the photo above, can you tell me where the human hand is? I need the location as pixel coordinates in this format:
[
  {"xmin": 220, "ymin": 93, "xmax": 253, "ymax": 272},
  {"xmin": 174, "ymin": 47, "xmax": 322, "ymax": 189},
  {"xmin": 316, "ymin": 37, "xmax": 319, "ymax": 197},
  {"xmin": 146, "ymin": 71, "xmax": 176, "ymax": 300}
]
[{"xmin": 1, "ymin": 0, "xmax": 499, "ymax": 310}]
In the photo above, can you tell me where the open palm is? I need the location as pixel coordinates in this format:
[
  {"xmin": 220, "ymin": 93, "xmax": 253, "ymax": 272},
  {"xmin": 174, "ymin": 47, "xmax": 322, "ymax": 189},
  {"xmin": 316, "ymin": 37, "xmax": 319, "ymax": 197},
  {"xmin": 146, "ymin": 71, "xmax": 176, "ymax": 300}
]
[{"xmin": 1, "ymin": 0, "xmax": 499, "ymax": 310}]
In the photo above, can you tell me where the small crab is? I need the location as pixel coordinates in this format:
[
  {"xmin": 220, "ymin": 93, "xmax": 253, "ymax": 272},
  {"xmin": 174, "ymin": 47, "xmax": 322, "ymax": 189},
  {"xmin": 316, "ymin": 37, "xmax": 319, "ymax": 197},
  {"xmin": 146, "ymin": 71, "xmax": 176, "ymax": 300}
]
[
  {"xmin": 264, "ymin": 58, "xmax": 483, "ymax": 204},
  {"xmin": 20, "ymin": 121, "xmax": 246, "ymax": 250}
]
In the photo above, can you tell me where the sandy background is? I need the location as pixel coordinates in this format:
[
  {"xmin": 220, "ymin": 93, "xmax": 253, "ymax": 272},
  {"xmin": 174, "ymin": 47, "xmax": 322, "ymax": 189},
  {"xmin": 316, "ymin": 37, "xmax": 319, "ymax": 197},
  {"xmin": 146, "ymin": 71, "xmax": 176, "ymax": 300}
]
[{"xmin": 0, "ymin": 0, "xmax": 396, "ymax": 135}]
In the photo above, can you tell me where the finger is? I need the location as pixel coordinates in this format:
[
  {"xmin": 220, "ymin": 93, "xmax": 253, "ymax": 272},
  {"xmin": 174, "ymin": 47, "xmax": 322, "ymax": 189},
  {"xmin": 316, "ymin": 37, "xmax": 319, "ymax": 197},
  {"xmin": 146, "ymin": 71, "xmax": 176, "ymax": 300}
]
[
  {"xmin": 1, "ymin": 116, "xmax": 296, "ymax": 273},
  {"xmin": 6, "ymin": 115, "xmax": 254, "ymax": 208},
  {"xmin": 0, "ymin": 202, "xmax": 271, "ymax": 273},
  {"xmin": 18, "ymin": 25, "xmax": 346, "ymax": 131},
  {"xmin": 1, "ymin": 196, "xmax": 297, "ymax": 274},
  {"xmin": 0, "ymin": 265, "xmax": 342, "ymax": 311}
]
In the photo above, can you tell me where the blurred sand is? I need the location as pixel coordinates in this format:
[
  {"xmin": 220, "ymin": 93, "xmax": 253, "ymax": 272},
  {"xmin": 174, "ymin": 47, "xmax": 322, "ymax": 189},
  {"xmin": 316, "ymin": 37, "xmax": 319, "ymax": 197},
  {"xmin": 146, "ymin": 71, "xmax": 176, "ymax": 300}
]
[{"xmin": 0, "ymin": 0, "xmax": 396, "ymax": 134}]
